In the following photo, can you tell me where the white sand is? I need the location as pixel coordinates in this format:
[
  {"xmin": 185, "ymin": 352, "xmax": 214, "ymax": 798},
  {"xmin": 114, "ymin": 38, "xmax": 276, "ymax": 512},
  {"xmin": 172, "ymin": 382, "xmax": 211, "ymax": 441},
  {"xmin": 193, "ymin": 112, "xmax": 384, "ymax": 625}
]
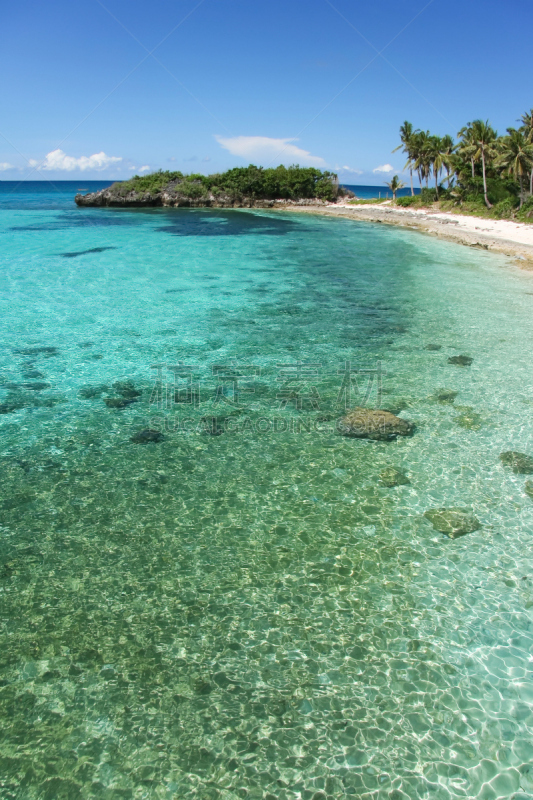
[
  {"xmin": 286, "ymin": 202, "xmax": 533, "ymax": 266},
  {"xmin": 339, "ymin": 203, "xmax": 533, "ymax": 247}
]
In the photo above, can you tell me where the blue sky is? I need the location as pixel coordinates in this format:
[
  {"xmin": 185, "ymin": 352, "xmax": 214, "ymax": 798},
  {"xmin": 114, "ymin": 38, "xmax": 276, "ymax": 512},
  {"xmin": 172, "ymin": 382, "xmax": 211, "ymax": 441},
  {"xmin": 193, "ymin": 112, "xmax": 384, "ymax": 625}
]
[{"xmin": 1, "ymin": 0, "xmax": 531, "ymax": 184}]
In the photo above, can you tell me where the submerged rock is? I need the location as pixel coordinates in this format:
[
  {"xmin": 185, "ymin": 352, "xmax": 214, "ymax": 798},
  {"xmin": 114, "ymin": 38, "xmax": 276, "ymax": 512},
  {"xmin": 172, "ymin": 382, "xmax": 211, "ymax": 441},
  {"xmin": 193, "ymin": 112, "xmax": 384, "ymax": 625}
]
[
  {"xmin": 22, "ymin": 369, "xmax": 45, "ymax": 379},
  {"xmin": 130, "ymin": 429, "xmax": 165, "ymax": 444},
  {"xmin": 113, "ymin": 380, "xmax": 142, "ymax": 399},
  {"xmin": 0, "ymin": 391, "xmax": 64, "ymax": 414},
  {"xmin": 104, "ymin": 397, "xmax": 136, "ymax": 409},
  {"xmin": 21, "ymin": 382, "xmax": 50, "ymax": 391},
  {"xmin": 432, "ymin": 389, "xmax": 458, "ymax": 404},
  {"xmin": 0, "ymin": 396, "xmax": 26, "ymax": 414},
  {"xmin": 79, "ymin": 384, "xmax": 110, "ymax": 399},
  {"xmin": 454, "ymin": 407, "xmax": 483, "ymax": 430},
  {"xmin": 448, "ymin": 355, "xmax": 473, "ymax": 366},
  {"xmin": 338, "ymin": 408, "xmax": 414, "ymax": 440},
  {"xmin": 424, "ymin": 508, "xmax": 481, "ymax": 538},
  {"xmin": 13, "ymin": 346, "xmax": 58, "ymax": 357},
  {"xmin": 425, "ymin": 344, "xmax": 442, "ymax": 351},
  {"xmin": 499, "ymin": 451, "xmax": 533, "ymax": 474},
  {"xmin": 379, "ymin": 467, "xmax": 410, "ymax": 487},
  {"xmin": 525, "ymin": 481, "xmax": 533, "ymax": 500}
]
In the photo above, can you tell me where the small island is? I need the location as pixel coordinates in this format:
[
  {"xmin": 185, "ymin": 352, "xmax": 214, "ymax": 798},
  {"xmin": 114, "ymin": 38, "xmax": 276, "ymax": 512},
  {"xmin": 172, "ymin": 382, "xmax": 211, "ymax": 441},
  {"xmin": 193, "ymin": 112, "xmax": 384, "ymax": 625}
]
[{"xmin": 75, "ymin": 164, "xmax": 353, "ymax": 208}]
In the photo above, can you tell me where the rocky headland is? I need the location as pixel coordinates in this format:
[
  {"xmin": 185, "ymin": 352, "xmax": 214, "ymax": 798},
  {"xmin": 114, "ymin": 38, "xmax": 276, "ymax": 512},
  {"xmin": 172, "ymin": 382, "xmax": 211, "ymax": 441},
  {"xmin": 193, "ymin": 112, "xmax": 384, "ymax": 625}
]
[{"xmin": 75, "ymin": 165, "xmax": 353, "ymax": 209}]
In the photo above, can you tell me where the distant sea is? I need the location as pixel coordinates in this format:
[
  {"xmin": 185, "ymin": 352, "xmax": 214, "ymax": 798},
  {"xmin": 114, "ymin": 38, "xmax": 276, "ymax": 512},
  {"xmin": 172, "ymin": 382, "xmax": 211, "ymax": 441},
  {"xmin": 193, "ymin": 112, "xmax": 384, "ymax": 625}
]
[
  {"xmin": 0, "ymin": 180, "xmax": 419, "ymax": 205},
  {"xmin": 342, "ymin": 183, "xmax": 422, "ymax": 199},
  {"xmin": 0, "ymin": 180, "xmax": 113, "ymax": 210}
]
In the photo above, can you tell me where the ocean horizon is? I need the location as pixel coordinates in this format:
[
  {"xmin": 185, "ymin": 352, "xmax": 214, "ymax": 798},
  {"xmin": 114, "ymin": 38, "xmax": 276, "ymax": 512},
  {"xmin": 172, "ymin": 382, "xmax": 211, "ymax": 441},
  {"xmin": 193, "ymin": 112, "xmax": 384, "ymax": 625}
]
[{"xmin": 0, "ymin": 180, "xmax": 421, "ymax": 203}]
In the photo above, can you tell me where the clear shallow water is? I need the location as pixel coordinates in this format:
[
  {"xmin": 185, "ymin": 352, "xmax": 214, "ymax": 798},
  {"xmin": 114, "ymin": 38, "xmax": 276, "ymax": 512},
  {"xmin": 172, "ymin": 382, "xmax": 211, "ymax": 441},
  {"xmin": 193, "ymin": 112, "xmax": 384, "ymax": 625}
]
[{"xmin": 1, "ymin": 183, "xmax": 533, "ymax": 800}]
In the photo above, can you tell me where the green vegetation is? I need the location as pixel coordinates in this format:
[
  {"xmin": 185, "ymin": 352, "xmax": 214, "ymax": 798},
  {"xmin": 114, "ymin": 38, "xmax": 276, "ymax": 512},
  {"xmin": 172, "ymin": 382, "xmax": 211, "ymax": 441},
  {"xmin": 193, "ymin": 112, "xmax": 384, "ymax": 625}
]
[
  {"xmin": 392, "ymin": 109, "xmax": 533, "ymax": 221},
  {"xmin": 385, "ymin": 175, "xmax": 406, "ymax": 200},
  {"xmin": 110, "ymin": 165, "xmax": 346, "ymax": 203},
  {"xmin": 347, "ymin": 197, "xmax": 390, "ymax": 205}
]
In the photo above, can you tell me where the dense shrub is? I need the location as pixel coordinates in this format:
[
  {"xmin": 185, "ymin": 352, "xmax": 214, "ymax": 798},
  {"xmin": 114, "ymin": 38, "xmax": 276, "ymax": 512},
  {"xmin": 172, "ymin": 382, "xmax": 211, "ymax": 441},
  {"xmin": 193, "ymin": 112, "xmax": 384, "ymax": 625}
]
[
  {"xmin": 126, "ymin": 171, "xmax": 185, "ymax": 193},
  {"xmin": 415, "ymin": 188, "xmax": 436, "ymax": 204},
  {"xmin": 493, "ymin": 197, "xmax": 518, "ymax": 218},
  {"xmin": 517, "ymin": 196, "xmax": 533, "ymax": 220},
  {"xmin": 177, "ymin": 181, "xmax": 207, "ymax": 199},
  {"xmin": 459, "ymin": 175, "xmax": 519, "ymax": 205},
  {"xmin": 395, "ymin": 196, "xmax": 417, "ymax": 207},
  {"xmin": 111, "ymin": 165, "xmax": 340, "ymax": 202}
]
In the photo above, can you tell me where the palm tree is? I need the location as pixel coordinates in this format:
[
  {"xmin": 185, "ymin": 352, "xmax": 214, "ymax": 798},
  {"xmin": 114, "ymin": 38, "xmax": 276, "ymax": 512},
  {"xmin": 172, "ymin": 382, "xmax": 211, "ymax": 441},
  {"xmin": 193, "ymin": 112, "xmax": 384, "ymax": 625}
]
[
  {"xmin": 411, "ymin": 131, "xmax": 431, "ymax": 189},
  {"xmin": 471, "ymin": 120, "xmax": 498, "ymax": 208},
  {"xmin": 497, "ymin": 128, "xmax": 533, "ymax": 208},
  {"xmin": 457, "ymin": 122, "xmax": 477, "ymax": 179},
  {"xmin": 428, "ymin": 135, "xmax": 448, "ymax": 198},
  {"xmin": 518, "ymin": 109, "xmax": 533, "ymax": 195},
  {"xmin": 392, "ymin": 121, "xmax": 416, "ymax": 196},
  {"xmin": 385, "ymin": 175, "xmax": 406, "ymax": 200},
  {"xmin": 441, "ymin": 134, "xmax": 456, "ymax": 185}
]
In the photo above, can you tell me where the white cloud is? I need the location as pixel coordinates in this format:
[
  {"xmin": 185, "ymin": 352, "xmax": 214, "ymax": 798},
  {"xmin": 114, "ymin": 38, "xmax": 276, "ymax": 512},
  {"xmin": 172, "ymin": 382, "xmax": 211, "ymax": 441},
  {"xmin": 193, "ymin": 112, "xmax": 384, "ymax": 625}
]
[
  {"xmin": 0, "ymin": 162, "xmax": 15, "ymax": 171},
  {"xmin": 215, "ymin": 136, "xmax": 326, "ymax": 167},
  {"xmin": 39, "ymin": 149, "xmax": 122, "ymax": 172},
  {"xmin": 335, "ymin": 165, "xmax": 363, "ymax": 175},
  {"xmin": 28, "ymin": 159, "xmax": 39, "ymax": 168},
  {"xmin": 373, "ymin": 164, "xmax": 395, "ymax": 174},
  {"xmin": 138, "ymin": 165, "xmax": 150, "ymax": 173}
]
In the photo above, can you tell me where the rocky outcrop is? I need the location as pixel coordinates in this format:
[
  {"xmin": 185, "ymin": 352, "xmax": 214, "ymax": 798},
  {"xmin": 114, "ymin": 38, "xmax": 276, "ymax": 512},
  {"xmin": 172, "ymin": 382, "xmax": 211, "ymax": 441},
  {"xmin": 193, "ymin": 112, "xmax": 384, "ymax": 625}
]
[
  {"xmin": 379, "ymin": 467, "xmax": 410, "ymax": 487},
  {"xmin": 432, "ymin": 389, "xmax": 458, "ymax": 404},
  {"xmin": 499, "ymin": 451, "xmax": 533, "ymax": 473},
  {"xmin": 338, "ymin": 408, "xmax": 414, "ymax": 440},
  {"xmin": 448, "ymin": 355, "xmax": 473, "ymax": 366},
  {"xmin": 75, "ymin": 188, "xmax": 342, "ymax": 209},
  {"xmin": 454, "ymin": 406, "xmax": 483, "ymax": 430},
  {"xmin": 130, "ymin": 429, "xmax": 165, "ymax": 444},
  {"xmin": 424, "ymin": 508, "xmax": 481, "ymax": 538}
]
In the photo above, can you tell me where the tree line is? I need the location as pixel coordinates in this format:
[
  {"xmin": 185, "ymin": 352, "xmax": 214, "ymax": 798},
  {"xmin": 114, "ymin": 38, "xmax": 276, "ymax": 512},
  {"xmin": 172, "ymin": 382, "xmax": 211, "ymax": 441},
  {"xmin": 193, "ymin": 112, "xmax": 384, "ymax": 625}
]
[
  {"xmin": 113, "ymin": 165, "xmax": 345, "ymax": 203},
  {"xmin": 392, "ymin": 112, "xmax": 533, "ymax": 210}
]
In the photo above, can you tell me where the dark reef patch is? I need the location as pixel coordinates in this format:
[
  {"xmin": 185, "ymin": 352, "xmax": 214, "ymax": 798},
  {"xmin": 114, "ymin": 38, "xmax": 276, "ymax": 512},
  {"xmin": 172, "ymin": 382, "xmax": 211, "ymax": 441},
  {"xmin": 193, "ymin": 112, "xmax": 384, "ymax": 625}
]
[
  {"xmin": 14, "ymin": 346, "xmax": 59, "ymax": 357},
  {"xmin": 157, "ymin": 209, "xmax": 301, "ymax": 238},
  {"xmin": 130, "ymin": 429, "xmax": 165, "ymax": 444},
  {"xmin": 448, "ymin": 355, "xmax": 473, "ymax": 367},
  {"xmin": 59, "ymin": 247, "xmax": 117, "ymax": 258}
]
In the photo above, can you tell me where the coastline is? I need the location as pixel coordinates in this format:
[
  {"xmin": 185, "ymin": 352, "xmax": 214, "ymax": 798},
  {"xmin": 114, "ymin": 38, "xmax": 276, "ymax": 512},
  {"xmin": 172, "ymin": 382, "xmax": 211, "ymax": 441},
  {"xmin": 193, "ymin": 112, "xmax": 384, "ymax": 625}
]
[{"xmin": 281, "ymin": 202, "xmax": 533, "ymax": 267}]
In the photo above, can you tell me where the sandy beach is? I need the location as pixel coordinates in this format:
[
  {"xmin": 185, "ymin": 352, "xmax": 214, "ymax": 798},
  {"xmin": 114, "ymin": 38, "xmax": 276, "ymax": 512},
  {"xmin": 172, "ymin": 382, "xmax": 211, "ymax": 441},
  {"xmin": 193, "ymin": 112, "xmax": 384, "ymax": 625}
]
[{"xmin": 286, "ymin": 202, "xmax": 533, "ymax": 267}]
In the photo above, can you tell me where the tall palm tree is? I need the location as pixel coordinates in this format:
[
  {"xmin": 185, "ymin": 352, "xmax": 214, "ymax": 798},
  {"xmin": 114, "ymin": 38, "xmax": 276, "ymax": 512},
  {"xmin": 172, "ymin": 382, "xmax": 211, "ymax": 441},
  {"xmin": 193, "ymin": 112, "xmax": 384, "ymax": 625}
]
[
  {"xmin": 441, "ymin": 134, "xmax": 456, "ymax": 184},
  {"xmin": 457, "ymin": 122, "xmax": 477, "ymax": 179},
  {"xmin": 385, "ymin": 175, "xmax": 406, "ymax": 200},
  {"xmin": 392, "ymin": 121, "xmax": 416, "ymax": 196},
  {"xmin": 471, "ymin": 120, "xmax": 498, "ymax": 208},
  {"xmin": 428, "ymin": 135, "xmax": 448, "ymax": 198},
  {"xmin": 497, "ymin": 128, "xmax": 533, "ymax": 208},
  {"xmin": 518, "ymin": 109, "xmax": 533, "ymax": 195},
  {"xmin": 411, "ymin": 131, "xmax": 432, "ymax": 189}
]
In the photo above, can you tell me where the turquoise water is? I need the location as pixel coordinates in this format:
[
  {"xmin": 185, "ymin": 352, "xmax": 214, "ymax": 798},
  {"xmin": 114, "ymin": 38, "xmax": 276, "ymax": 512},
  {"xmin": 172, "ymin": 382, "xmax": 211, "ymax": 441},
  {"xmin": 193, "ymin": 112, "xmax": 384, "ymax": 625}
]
[{"xmin": 1, "ymin": 182, "xmax": 533, "ymax": 800}]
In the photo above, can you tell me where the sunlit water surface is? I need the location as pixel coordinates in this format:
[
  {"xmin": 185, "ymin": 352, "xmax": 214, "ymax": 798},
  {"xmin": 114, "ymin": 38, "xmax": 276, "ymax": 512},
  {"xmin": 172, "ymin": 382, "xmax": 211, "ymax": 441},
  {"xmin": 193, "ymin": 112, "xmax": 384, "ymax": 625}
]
[{"xmin": 0, "ymin": 182, "xmax": 533, "ymax": 800}]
